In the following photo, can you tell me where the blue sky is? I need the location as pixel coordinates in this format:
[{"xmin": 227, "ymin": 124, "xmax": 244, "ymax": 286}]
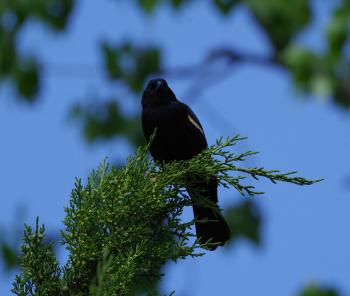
[{"xmin": 1, "ymin": 1, "xmax": 349, "ymax": 295}]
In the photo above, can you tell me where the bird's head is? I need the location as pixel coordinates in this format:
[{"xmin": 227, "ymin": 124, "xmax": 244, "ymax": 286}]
[{"xmin": 142, "ymin": 78, "xmax": 177, "ymax": 108}]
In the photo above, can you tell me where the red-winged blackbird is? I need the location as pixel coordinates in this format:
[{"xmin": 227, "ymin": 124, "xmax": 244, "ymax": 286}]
[{"xmin": 142, "ymin": 78, "xmax": 230, "ymax": 250}]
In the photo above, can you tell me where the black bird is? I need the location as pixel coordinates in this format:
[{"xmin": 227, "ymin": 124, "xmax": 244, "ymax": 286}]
[{"xmin": 141, "ymin": 78, "xmax": 230, "ymax": 250}]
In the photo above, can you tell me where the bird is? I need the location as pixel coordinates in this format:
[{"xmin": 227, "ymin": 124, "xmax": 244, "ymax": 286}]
[{"xmin": 141, "ymin": 78, "xmax": 230, "ymax": 250}]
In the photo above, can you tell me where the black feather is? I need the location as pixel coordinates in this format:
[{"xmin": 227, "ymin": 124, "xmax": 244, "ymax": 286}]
[{"xmin": 142, "ymin": 78, "xmax": 230, "ymax": 250}]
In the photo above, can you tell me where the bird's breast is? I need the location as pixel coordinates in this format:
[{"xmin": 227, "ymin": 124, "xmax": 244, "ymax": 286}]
[{"xmin": 142, "ymin": 105, "xmax": 203, "ymax": 162}]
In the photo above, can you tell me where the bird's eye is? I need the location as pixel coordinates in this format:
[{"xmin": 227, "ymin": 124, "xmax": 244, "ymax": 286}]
[{"xmin": 151, "ymin": 80, "xmax": 163, "ymax": 91}]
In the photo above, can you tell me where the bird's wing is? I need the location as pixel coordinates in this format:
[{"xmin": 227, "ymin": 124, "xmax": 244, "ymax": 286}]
[
  {"xmin": 178, "ymin": 102, "xmax": 208, "ymax": 150},
  {"xmin": 186, "ymin": 107, "xmax": 205, "ymax": 135}
]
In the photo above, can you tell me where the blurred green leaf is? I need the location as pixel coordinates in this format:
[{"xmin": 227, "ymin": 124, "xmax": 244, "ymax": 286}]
[
  {"xmin": 13, "ymin": 59, "xmax": 40, "ymax": 100},
  {"xmin": 299, "ymin": 284, "xmax": 340, "ymax": 296},
  {"xmin": 1, "ymin": 242, "xmax": 20, "ymax": 271},
  {"xmin": 0, "ymin": 31, "xmax": 16, "ymax": 76},
  {"xmin": 327, "ymin": 0, "xmax": 350, "ymax": 61},
  {"xmin": 138, "ymin": 0, "xmax": 159, "ymax": 13},
  {"xmin": 283, "ymin": 46, "xmax": 327, "ymax": 91},
  {"xmin": 101, "ymin": 42, "xmax": 161, "ymax": 93},
  {"xmin": 25, "ymin": 0, "xmax": 74, "ymax": 30},
  {"xmin": 245, "ymin": 0, "xmax": 311, "ymax": 50},
  {"xmin": 70, "ymin": 99, "xmax": 145, "ymax": 147},
  {"xmin": 327, "ymin": 13, "xmax": 348, "ymax": 61},
  {"xmin": 171, "ymin": 0, "xmax": 190, "ymax": 9},
  {"xmin": 334, "ymin": 74, "xmax": 350, "ymax": 108},
  {"xmin": 102, "ymin": 44, "xmax": 123, "ymax": 79},
  {"xmin": 310, "ymin": 73, "xmax": 333, "ymax": 97},
  {"xmin": 136, "ymin": 0, "xmax": 190, "ymax": 12},
  {"xmin": 213, "ymin": 0, "xmax": 239, "ymax": 14},
  {"xmin": 0, "ymin": 0, "xmax": 75, "ymax": 101},
  {"xmin": 283, "ymin": 45, "xmax": 350, "ymax": 107},
  {"xmin": 225, "ymin": 199, "xmax": 261, "ymax": 245},
  {"xmin": 132, "ymin": 47, "xmax": 160, "ymax": 92}
]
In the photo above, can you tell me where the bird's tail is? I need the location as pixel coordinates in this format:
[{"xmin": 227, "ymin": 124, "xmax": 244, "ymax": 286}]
[{"xmin": 187, "ymin": 176, "xmax": 230, "ymax": 251}]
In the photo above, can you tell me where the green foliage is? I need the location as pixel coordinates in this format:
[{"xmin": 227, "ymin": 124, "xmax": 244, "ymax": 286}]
[
  {"xmin": 1, "ymin": 0, "xmax": 350, "ymax": 148},
  {"xmin": 14, "ymin": 59, "xmax": 40, "ymax": 99},
  {"xmin": 102, "ymin": 42, "xmax": 161, "ymax": 93},
  {"xmin": 136, "ymin": 0, "xmax": 191, "ymax": 12},
  {"xmin": 282, "ymin": 44, "xmax": 350, "ymax": 107},
  {"xmin": 68, "ymin": 0, "xmax": 350, "ymax": 145},
  {"xmin": 281, "ymin": 0, "xmax": 350, "ymax": 107},
  {"xmin": 212, "ymin": 0, "xmax": 239, "ymax": 14},
  {"xmin": 245, "ymin": 0, "xmax": 311, "ymax": 50},
  {"xmin": 1, "ymin": 241, "xmax": 20, "ymax": 271},
  {"xmin": 70, "ymin": 99, "xmax": 145, "ymax": 146},
  {"xmin": 0, "ymin": 0, "xmax": 74, "ymax": 101},
  {"xmin": 170, "ymin": 0, "xmax": 189, "ymax": 9},
  {"xmin": 70, "ymin": 42, "xmax": 161, "ymax": 144},
  {"xmin": 136, "ymin": 0, "xmax": 310, "ymax": 49},
  {"xmin": 327, "ymin": 0, "xmax": 350, "ymax": 62},
  {"xmin": 0, "ymin": 209, "xmax": 27, "ymax": 273},
  {"xmin": 138, "ymin": 0, "xmax": 160, "ymax": 13},
  {"xmin": 61, "ymin": 154, "xmax": 196, "ymax": 295},
  {"xmin": 225, "ymin": 200, "xmax": 261, "ymax": 245},
  {"xmin": 1, "ymin": 0, "xmax": 350, "ymax": 109},
  {"xmin": 12, "ymin": 136, "xmax": 320, "ymax": 295},
  {"xmin": 12, "ymin": 218, "xmax": 61, "ymax": 296},
  {"xmin": 0, "ymin": 1, "xmax": 346, "ymax": 294},
  {"xmin": 283, "ymin": 47, "xmax": 319, "ymax": 89},
  {"xmin": 327, "ymin": 0, "xmax": 350, "ymax": 108},
  {"xmin": 299, "ymin": 283, "xmax": 340, "ymax": 296}
]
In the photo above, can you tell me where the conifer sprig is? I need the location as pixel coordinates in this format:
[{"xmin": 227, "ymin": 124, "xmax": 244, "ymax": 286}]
[{"xmin": 12, "ymin": 136, "xmax": 321, "ymax": 296}]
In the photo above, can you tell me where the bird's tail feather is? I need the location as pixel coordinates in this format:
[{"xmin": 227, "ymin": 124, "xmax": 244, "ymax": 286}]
[
  {"xmin": 192, "ymin": 204, "xmax": 230, "ymax": 250},
  {"xmin": 187, "ymin": 176, "xmax": 230, "ymax": 250}
]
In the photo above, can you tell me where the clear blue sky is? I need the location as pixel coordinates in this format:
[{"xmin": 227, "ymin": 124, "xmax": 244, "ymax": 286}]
[{"xmin": 1, "ymin": 1, "xmax": 349, "ymax": 295}]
